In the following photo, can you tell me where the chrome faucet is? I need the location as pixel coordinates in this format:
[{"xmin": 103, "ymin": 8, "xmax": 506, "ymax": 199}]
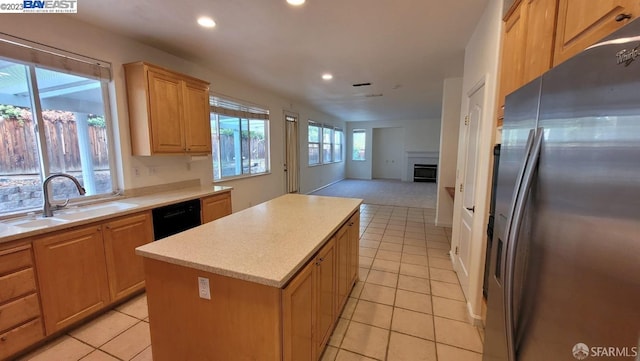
[{"xmin": 42, "ymin": 173, "xmax": 86, "ymax": 217}]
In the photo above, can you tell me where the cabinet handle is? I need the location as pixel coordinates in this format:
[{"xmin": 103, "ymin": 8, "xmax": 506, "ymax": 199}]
[
  {"xmin": 316, "ymin": 257, "xmax": 324, "ymax": 266},
  {"xmin": 616, "ymin": 13, "xmax": 632, "ymax": 22}
]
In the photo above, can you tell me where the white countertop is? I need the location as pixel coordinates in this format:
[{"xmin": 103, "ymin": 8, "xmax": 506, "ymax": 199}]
[
  {"xmin": 0, "ymin": 185, "xmax": 232, "ymax": 244},
  {"xmin": 136, "ymin": 194, "xmax": 362, "ymax": 288}
]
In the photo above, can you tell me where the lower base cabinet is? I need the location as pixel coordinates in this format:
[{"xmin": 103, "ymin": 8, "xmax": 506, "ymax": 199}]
[
  {"xmin": 33, "ymin": 211, "xmax": 153, "ymax": 335},
  {"xmin": 283, "ymin": 211, "xmax": 359, "ymax": 361},
  {"xmin": 0, "ymin": 243, "xmax": 44, "ymax": 360}
]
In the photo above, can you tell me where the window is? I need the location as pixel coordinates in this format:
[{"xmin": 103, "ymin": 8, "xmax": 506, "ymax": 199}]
[
  {"xmin": 308, "ymin": 121, "xmax": 321, "ymax": 165},
  {"xmin": 322, "ymin": 126, "xmax": 333, "ymax": 163},
  {"xmin": 210, "ymin": 96, "xmax": 270, "ymax": 181},
  {"xmin": 308, "ymin": 122, "xmax": 343, "ymax": 165},
  {"xmin": 334, "ymin": 129, "xmax": 343, "ymax": 162},
  {"xmin": 353, "ymin": 129, "xmax": 366, "ymax": 161},
  {"xmin": 0, "ymin": 36, "xmax": 115, "ymax": 216}
]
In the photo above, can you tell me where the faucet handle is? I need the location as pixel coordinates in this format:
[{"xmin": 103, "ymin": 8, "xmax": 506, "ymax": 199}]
[{"xmin": 53, "ymin": 199, "xmax": 70, "ymax": 210}]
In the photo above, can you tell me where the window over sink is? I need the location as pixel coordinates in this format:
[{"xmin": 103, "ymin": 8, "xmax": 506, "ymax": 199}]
[{"xmin": 0, "ymin": 35, "xmax": 117, "ymax": 216}]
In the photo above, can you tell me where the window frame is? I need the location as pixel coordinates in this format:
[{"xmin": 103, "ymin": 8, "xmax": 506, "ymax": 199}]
[
  {"xmin": 0, "ymin": 37, "xmax": 118, "ymax": 216},
  {"xmin": 308, "ymin": 121, "xmax": 322, "ymax": 166},
  {"xmin": 352, "ymin": 129, "xmax": 367, "ymax": 161},
  {"xmin": 308, "ymin": 121, "xmax": 343, "ymax": 166},
  {"xmin": 210, "ymin": 96, "xmax": 271, "ymax": 182}
]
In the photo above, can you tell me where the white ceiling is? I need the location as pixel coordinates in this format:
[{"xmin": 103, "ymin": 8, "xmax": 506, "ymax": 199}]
[{"xmin": 76, "ymin": 0, "xmax": 488, "ymax": 122}]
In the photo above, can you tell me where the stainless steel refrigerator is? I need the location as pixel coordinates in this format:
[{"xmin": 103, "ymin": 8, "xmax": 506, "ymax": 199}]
[{"xmin": 483, "ymin": 19, "xmax": 640, "ymax": 361}]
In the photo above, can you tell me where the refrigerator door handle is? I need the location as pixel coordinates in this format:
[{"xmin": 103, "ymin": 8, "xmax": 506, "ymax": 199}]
[
  {"xmin": 499, "ymin": 129, "xmax": 535, "ymax": 281},
  {"xmin": 504, "ymin": 127, "xmax": 544, "ymax": 361}
]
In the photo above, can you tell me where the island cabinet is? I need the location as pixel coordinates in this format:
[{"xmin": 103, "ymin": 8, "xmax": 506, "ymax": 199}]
[
  {"xmin": 554, "ymin": 0, "xmax": 640, "ymax": 66},
  {"xmin": 137, "ymin": 194, "xmax": 362, "ymax": 361},
  {"xmin": 124, "ymin": 61, "xmax": 212, "ymax": 156},
  {"xmin": 200, "ymin": 192, "xmax": 232, "ymax": 224},
  {"xmin": 0, "ymin": 242, "xmax": 44, "ymax": 360},
  {"xmin": 33, "ymin": 211, "xmax": 153, "ymax": 334}
]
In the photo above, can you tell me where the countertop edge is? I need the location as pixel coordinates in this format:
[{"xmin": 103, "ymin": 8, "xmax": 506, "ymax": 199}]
[
  {"xmin": 136, "ymin": 196, "xmax": 362, "ymax": 289},
  {"xmin": 0, "ymin": 186, "xmax": 232, "ymax": 244}
]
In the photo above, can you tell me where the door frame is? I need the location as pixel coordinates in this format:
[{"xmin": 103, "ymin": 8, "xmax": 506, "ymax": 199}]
[{"xmin": 284, "ymin": 111, "xmax": 300, "ymax": 193}]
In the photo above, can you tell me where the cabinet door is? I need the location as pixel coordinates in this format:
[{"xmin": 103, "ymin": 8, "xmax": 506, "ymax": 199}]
[
  {"xmin": 315, "ymin": 237, "xmax": 335, "ymax": 354},
  {"xmin": 497, "ymin": 2, "xmax": 528, "ymax": 121},
  {"xmin": 282, "ymin": 261, "xmax": 316, "ymax": 361},
  {"xmin": 335, "ymin": 227, "xmax": 349, "ymax": 316},
  {"xmin": 183, "ymin": 80, "xmax": 212, "ymax": 154},
  {"xmin": 554, "ymin": 0, "xmax": 639, "ymax": 65},
  {"xmin": 348, "ymin": 211, "xmax": 360, "ymax": 286},
  {"xmin": 201, "ymin": 193, "xmax": 232, "ymax": 224},
  {"xmin": 522, "ymin": 0, "xmax": 557, "ymax": 84},
  {"xmin": 147, "ymin": 69, "xmax": 186, "ymax": 153},
  {"xmin": 103, "ymin": 212, "xmax": 153, "ymax": 301},
  {"xmin": 34, "ymin": 225, "xmax": 110, "ymax": 334}
]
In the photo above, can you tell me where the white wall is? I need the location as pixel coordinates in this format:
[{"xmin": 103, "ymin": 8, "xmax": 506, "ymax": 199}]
[
  {"xmin": 451, "ymin": 0, "xmax": 503, "ymax": 322},
  {"xmin": 372, "ymin": 128, "xmax": 403, "ymax": 179},
  {"xmin": 299, "ymin": 118, "xmax": 346, "ymax": 194},
  {"xmin": 346, "ymin": 119, "xmax": 440, "ymax": 180},
  {"xmin": 435, "ymin": 77, "xmax": 463, "ymax": 227},
  {"xmin": 0, "ymin": 15, "xmax": 345, "ymax": 211}
]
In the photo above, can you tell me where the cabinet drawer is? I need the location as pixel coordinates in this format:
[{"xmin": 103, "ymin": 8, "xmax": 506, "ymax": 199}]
[
  {"xmin": 0, "ymin": 293, "xmax": 40, "ymax": 333},
  {"xmin": 0, "ymin": 247, "xmax": 32, "ymax": 275},
  {"xmin": 0, "ymin": 268, "xmax": 37, "ymax": 303},
  {"xmin": 0, "ymin": 318, "xmax": 44, "ymax": 360}
]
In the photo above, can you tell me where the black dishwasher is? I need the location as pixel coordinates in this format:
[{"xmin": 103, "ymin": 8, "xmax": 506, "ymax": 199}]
[{"xmin": 152, "ymin": 199, "xmax": 201, "ymax": 240}]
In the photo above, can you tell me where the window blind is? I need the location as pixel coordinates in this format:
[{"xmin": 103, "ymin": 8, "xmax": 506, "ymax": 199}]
[{"xmin": 0, "ymin": 33, "xmax": 111, "ymax": 81}]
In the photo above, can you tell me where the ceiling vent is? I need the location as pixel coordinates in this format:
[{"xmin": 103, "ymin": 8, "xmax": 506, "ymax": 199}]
[
  {"xmin": 365, "ymin": 93, "xmax": 383, "ymax": 98},
  {"xmin": 352, "ymin": 82, "xmax": 371, "ymax": 87}
]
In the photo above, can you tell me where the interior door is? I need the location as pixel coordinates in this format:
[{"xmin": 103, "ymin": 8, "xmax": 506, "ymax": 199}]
[
  {"xmin": 284, "ymin": 113, "xmax": 299, "ymax": 193},
  {"xmin": 455, "ymin": 84, "xmax": 484, "ymax": 294},
  {"xmin": 372, "ymin": 127, "xmax": 403, "ymax": 179}
]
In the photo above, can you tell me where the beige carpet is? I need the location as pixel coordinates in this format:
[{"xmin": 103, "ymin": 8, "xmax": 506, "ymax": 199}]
[{"xmin": 310, "ymin": 179, "xmax": 437, "ymax": 209}]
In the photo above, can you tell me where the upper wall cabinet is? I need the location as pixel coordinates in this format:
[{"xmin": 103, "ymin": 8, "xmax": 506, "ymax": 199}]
[
  {"xmin": 554, "ymin": 0, "xmax": 640, "ymax": 65},
  {"xmin": 497, "ymin": 0, "xmax": 557, "ymax": 123},
  {"xmin": 124, "ymin": 62, "xmax": 212, "ymax": 156}
]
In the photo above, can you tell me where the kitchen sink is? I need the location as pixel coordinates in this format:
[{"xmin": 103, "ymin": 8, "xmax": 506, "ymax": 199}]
[
  {"xmin": 55, "ymin": 202, "xmax": 138, "ymax": 221},
  {"xmin": 0, "ymin": 222, "xmax": 21, "ymax": 236},
  {"xmin": 7, "ymin": 217, "xmax": 68, "ymax": 228}
]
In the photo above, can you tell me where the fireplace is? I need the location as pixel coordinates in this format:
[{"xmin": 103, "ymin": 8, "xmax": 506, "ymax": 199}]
[{"xmin": 414, "ymin": 164, "xmax": 437, "ymax": 182}]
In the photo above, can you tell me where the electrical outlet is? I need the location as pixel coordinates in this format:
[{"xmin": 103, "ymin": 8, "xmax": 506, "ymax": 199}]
[
  {"xmin": 198, "ymin": 277, "xmax": 211, "ymax": 300},
  {"xmin": 133, "ymin": 167, "xmax": 140, "ymax": 177}
]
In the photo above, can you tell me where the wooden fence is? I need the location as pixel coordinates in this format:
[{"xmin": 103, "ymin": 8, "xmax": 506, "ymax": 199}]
[{"xmin": 0, "ymin": 117, "xmax": 109, "ymax": 175}]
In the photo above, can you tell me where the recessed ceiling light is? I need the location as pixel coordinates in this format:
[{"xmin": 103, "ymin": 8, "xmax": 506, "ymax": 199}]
[
  {"xmin": 287, "ymin": 0, "xmax": 306, "ymax": 5},
  {"xmin": 197, "ymin": 17, "xmax": 216, "ymax": 28},
  {"xmin": 322, "ymin": 73, "xmax": 333, "ymax": 80}
]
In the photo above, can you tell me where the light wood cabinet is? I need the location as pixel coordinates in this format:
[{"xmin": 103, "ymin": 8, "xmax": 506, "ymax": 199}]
[
  {"xmin": 335, "ymin": 226, "xmax": 349, "ymax": 316},
  {"xmin": 347, "ymin": 210, "xmax": 360, "ymax": 286},
  {"xmin": 34, "ymin": 211, "xmax": 153, "ymax": 335},
  {"xmin": 0, "ymin": 243, "xmax": 44, "ymax": 360},
  {"xmin": 497, "ymin": 1, "xmax": 528, "ymax": 122},
  {"xmin": 497, "ymin": 0, "xmax": 558, "ymax": 124},
  {"xmin": 282, "ymin": 260, "xmax": 316, "ymax": 361},
  {"xmin": 315, "ymin": 238, "xmax": 336, "ymax": 354},
  {"xmin": 201, "ymin": 192, "xmax": 232, "ymax": 224},
  {"xmin": 124, "ymin": 62, "xmax": 212, "ymax": 156},
  {"xmin": 103, "ymin": 212, "xmax": 153, "ymax": 302},
  {"xmin": 554, "ymin": 0, "xmax": 640, "ymax": 65},
  {"xmin": 282, "ymin": 211, "xmax": 359, "ymax": 361},
  {"xmin": 34, "ymin": 225, "xmax": 110, "ymax": 334},
  {"xmin": 522, "ymin": 0, "xmax": 558, "ymax": 84}
]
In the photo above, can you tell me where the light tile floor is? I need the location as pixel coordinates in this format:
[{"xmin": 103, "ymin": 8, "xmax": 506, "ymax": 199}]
[{"xmin": 18, "ymin": 204, "xmax": 484, "ymax": 361}]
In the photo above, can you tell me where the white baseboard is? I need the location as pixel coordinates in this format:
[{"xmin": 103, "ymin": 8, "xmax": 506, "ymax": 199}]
[
  {"xmin": 466, "ymin": 302, "xmax": 484, "ymax": 326},
  {"xmin": 306, "ymin": 178, "xmax": 345, "ymax": 195}
]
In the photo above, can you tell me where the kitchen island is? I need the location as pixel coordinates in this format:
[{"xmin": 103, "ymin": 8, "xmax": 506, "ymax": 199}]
[{"xmin": 136, "ymin": 194, "xmax": 362, "ymax": 361}]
